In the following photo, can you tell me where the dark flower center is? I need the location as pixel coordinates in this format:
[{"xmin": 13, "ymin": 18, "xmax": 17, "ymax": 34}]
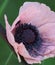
[
  {"xmin": 14, "ymin": 23, "xmax": 43, "ymax": 57},
  {"xmin": 21, "ymin": 29, "xmax": 35, "ymax": 43},
  {"xmin": 14, "ymin": 23, "xmax": 37, "ymax": 44}
]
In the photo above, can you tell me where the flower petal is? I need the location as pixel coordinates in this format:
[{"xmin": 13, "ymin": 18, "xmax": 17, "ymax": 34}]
[
  {"xmin": 19, "ymin": 2, "xmax": 55, "ymax": 27},
  {"xmin": 38, "ymin": 23, "xmax": 55, "ymax": 44},
  {"xmin": 11, "ymin": 16, "xmax": 20, "ymax": 31},
  {"xmin": 17, "ymin": 43, "xmax": 42, "ymax": 64},
  {"xmin": 24, "ymin": 56, "xmax": 41, "ymax": 64},
  {"xmin": 19, "ymin": 2, "xmax": 40, "ymax": 15},
  {"xmin": 11, "ymin": 2, "xmax": 55, "ymax": 30},
  {"xmin": 43, "ymin": 46, "xmax": 55, "ymax": 59},
  {"xmin": 4, "ymin": 14, "xmax": 15, "ymax": 46},
  {"xmin": 4, "ymin": 14, "xmax": 21, "ymax": 62},
  {"xmin": 38, "ymin": 22, "xmax": 55, "ymax": 60}
]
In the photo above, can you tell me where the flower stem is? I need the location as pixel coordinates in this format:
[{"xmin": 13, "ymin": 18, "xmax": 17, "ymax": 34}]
[{"xmin": 5, "ymin": 52, "xmax": 13, "ymax": 65}]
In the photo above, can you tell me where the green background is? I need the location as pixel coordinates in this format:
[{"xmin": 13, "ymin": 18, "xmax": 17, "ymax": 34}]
[{"xmin": 0, "ymin": 0, "xmax": 55, "ymax": 65}]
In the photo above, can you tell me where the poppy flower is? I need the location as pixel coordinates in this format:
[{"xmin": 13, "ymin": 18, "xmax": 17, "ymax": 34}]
[{"xmin": 4, "ymin": 2, "xmax": 55, "ymax": 64}]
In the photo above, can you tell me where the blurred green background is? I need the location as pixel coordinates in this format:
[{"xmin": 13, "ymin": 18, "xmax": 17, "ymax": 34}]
[{"xmin": 0, "ymin": 0, "xmax": 55, "ymax": 65}]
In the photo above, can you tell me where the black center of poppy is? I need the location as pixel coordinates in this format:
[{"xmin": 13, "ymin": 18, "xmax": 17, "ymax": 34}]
[
  {"xmin": 21, "ymin": 29, "xmax": 35, "ymax": 43},
  {"xmin": 14, "ymin": 23, "xmax": 38, "ymax": 44}
]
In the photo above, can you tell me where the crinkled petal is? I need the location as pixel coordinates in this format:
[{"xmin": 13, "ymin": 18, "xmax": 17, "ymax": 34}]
[
  {"xmin": 19, "ymin": 2, "xmax": 55, "ymax": 27},
  {"xmin": 17, "ymin": 42, "xmax": 55, "ymax": 64},
  {"xmin": 17, "ymin": 43, "xmax": 42, "ymax": 64},
  {"xmin": 4, "ymin": 14, "xmax": 21, "ymax": 62},
  {"xmin": 38, "ymin": 23, "xmax": 55, "ymax": 60}
]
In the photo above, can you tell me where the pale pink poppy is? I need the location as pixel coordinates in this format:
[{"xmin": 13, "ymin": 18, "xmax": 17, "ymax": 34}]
[{"xmin": 4, "ymin": 2, "xmax": 55, "ymax": 64}]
